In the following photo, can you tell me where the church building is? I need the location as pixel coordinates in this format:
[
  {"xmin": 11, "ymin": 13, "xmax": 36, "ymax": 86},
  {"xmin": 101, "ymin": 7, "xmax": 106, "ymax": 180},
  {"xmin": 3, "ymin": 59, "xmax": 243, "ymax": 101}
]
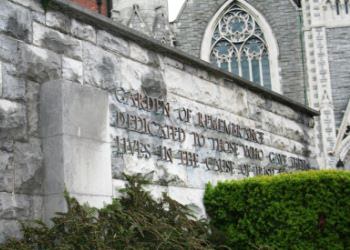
[
  {"xmin": 0, "ymin": 0, "xmax": 348, "ymax": 241},
  {"xmin": 102, "ymin": 0, "xmax": 350, "ymax": 169}
]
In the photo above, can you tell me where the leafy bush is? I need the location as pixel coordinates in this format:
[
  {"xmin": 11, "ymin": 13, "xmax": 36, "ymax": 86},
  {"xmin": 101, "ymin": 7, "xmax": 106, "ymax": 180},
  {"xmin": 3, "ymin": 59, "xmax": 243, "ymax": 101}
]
[
  {"xmin": 1, "ymin": 175, "xmax": 224, "ymax": 250},
  {"xmin": 204, "ymin": 170, "xmax": 350, "ymax": 250}
]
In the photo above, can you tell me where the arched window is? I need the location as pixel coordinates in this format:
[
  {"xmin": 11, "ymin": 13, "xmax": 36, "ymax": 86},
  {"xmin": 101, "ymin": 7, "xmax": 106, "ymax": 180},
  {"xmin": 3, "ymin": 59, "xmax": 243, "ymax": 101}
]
[{"xmin": 209, "ymin": 4, "xmax": 272, "ymax": 89}]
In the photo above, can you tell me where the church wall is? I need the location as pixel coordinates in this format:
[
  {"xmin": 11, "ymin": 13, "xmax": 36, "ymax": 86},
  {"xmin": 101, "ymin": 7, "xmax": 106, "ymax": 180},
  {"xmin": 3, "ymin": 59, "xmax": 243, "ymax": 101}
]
[
  {"xmin": 173, "ymin": 0, "xmax": 307, "ymax": 104},
  {"xmin": 0, "ymin": 0, "xmax": 317, "ymax": 241},
  {"xmin": 326, "ymin": 27, "xmax": 350, "ymax": 128}
]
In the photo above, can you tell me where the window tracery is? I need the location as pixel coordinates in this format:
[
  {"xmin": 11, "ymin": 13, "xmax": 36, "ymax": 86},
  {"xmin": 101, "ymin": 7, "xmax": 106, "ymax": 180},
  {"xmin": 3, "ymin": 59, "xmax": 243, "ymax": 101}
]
[{"xmin": 210, "ymin": 4, "xmax": 271, "ymax": 89}]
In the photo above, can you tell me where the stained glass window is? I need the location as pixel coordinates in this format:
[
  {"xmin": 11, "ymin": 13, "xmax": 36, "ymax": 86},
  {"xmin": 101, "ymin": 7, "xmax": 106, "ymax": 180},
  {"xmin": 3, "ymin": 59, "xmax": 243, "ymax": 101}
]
[{"xmin": 210, "ymin": 4, "xmax": 272, "ymax": 89}]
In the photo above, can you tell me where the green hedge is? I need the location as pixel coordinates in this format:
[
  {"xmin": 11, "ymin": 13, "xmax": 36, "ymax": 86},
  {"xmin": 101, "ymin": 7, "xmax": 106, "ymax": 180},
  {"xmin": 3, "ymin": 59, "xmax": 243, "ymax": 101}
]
[{"xmin": 204, "ymin": 170, "xmax": 350, "ymax": 250}]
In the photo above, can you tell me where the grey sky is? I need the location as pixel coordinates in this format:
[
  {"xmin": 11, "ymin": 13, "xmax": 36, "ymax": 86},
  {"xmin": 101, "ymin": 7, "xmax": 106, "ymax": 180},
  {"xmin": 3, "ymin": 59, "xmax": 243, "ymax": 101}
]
[{"xmin": 168, "ymin": 0, "xmax": 186, "ymax": 21}]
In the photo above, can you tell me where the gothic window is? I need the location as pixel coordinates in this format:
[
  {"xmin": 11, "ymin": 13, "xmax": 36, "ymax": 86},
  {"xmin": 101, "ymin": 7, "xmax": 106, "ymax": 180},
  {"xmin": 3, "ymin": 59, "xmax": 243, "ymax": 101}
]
[{"xmin": 210, "ymin": 4, "xmax": 271, "ymax": 89}]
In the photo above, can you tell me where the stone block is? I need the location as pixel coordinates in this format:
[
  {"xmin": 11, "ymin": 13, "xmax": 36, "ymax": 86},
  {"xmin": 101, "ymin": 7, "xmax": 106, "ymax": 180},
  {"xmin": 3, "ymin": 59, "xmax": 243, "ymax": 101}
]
[
  {"xmin": 168, "ymin": 187, "xmax": 206, "ymax": 218},
  {"xmin": 0, "ymin": 194, "xmax": 42, "ymax": 224},
  {"xmin": 9, "ymin": 0, "xmax": 43, "ymax": 12},
  {"xmin": 0, "ymin": 220, "xmax": 21, "ymax": 243},
  {"xmin": 0, "ymin": 140, "xmax": 13, "ymax": 153},
  {"xmin": 32, "ymin": 11, "xmax": 46, "ymax": 24},
  {"xmin": 62, "ymin": 57, "xmax": 83, "ymax": 84},
  {"xmin": 71, "ymin": 19, "xmax": 96, "ymax": 43},
  {"xmin": 0, "ymin": 35, "xmax": 18, "ymax": 64},
  {"xmin": 141, "ymin": 69, "xmax": 166, "ymax": 99},
  {"xmin": 164, "ymin": 66, "xmax": 248, "ymax": 115},
  {"xmin": 130, "ymin": 42, "xmax": 160, "ymax": 66},
  {"xmin": 18, "ymin": 43, "xmax": 61, "ymax": 83},
  {"xmin": 118, "ymin": 57, "xmax": 156, "ymax": 90},
  {"xmin": 13, "ymin": 138, "xmax": 43, "ymax": 194},
  {"xmin": 2, "ymin": 64, "xmax": 26, "ymax": 100},
  {"xmin": 0, "ymin": 152, "xmax": 13, "ymax": 172},
  {"xmin": 40, "ymin": 80, "xmax": 109, "ymax": 140},
  {"xmin": 0, "ymin": 1, "xmax": 32, "ymax": 42},
  {"xmin": 42, "ymin": 136, "xmax": 111, "ymax": 197},
  {"xmin": 26, "ymin": 81, "xmax": 40, "ymax": 136},
  {"xmin": 0, "ymin": 100, "xmax": 25, "ymax": 130},
  {"xmin": 163, "ymin": 56, "xmax": 184, "ymax": 70},
  {"xmin": 0, "ymin": 173, "xmax": 14, "ymax": 193},
  {"xmin": 33, "ymin": 22, "xmax": 82, "ymax": 61},
  {"xmin": 46, "ymin": 11, "xmax": 71, "ymax": 33},
  {"xmin": 97, "ymin": 30, "xmax": 129, "ymax": 56},
  {"xmin": 0, "ymin": 63, "xmax": 2, "ymax": 97},
  {"xmin": 0, "ymin": 193, "xmax": 31, "ymax": 220},
  {"xmin": 83, "ymin": 42, "xmax": 121, "ymax": 89},
  {"xmin": 0, "ymin": 151, "xmax": 14, "ymax": 193},
  {"xmin": 40, "ymin": 80, "xmax": 112, "ymax": 221}
]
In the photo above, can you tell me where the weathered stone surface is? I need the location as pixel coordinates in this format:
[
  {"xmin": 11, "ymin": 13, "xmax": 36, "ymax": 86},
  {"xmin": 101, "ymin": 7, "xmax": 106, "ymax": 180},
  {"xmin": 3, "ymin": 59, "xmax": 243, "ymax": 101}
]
[
  {"xmin": 46, "ymin": 11, "xmax": 71, "ymax": 33},
  {"xmin": 0, "ymin": 140, "xmax": 14, "ymax": 153},
  {"xmin": 41, "ymin": 80, "xmax": 112, "ymax": 221},
  {"xmin": 10, "ymin": 0, "xmax": 43, "ymax": 12},
  {"xmin": 0, "ymin": 193, "xmax": 42, "ymax": 221},
  {"xmin": 0, "ymin": 100, "xmax": 25, "ymax": 130},
  {"xmin": 41, "ymin": 80, "xmax": 109, "ymax": 140},
  {"xmin": 32, "ymin": 11, "xmax": 46, "ymax": 25},
  {"xmin": 83, "ymin": 43, "xmax": 121, "ymax": 89},
  {"xmin": 197, "ymin": 69, "xmax": 210, "ymax": 81},
  {"xmin": 0, "ymin": 220, "xmax": 21, "ymax": 243},
  {"xmin": 2, "ymin": 64, "xmax": 26, "ymax": 100},
  {"xmin": 0, "ymin": 35, "xmax": 18, "ymax": 64},
  {"xmin": 0, "ymin": 193, "xmax": 31, "ymax": 220},
  {"xmin": 162, "ymin": 56, "xmax": 184, "ymax": 70},
  {"xmin": 0, "ymin": 171, "xmax": 14, "ymax": 193},
  {"xmin": 0, "ymin": 63, "xmax": 2, "ymax": 97},
  {"xmin": 62, "ymin": 57, "xmax": 83, "ymax": 84},
  {"xmin": 0, "ymin": 151, "xmax": 13, "ymax": 172},
  {"xmin": 71, "ymin": 19, "xmax": 96, "ymax": 43},
  {"xmin": 18, "ymin": 44, "xmax": 61, "ymax": 83},
  {"xmin": 118, "ymin": 57, "xmax": 157, "ymax": 90},
  {"xmin": 97, "ymin": 30, "xmax": 129, "ymax": 56},
  {"xmin": 0, "ymin": 1, "xmax": 32, "ymax": 42},
  {"xmin": 141, "ymin": 70, "xmax": 166, "ymax": 99},
  {"xmin": 33, "ymin": 22, "xmax": 82, "ymax": 60},
  {"xmin": 13, "ymin": 139, "xmax": 43, "ymax": 194},
  {"xmin": 0, "ymin": 149, "xmax": 15, "ymax": 196},
  {"xmin": 130, "ymin": 42, "xmax": 160, "ymax": 66},
  {"xmin": 168, "ymin": 187, "xmax": 206, "ymax": 218},
  {"xmin": 26, "ymin": 81, "xmax": 40, "ymax": 136},
  {"xmin": 164, "ymin": 66, "xmax": 249, "ymax": 115}
]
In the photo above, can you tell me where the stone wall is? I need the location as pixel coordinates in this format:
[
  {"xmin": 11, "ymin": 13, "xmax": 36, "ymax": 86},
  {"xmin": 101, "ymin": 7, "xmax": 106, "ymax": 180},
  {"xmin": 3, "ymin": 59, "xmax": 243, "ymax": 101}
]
[
  {"xmin": 173, "ymin": 0, "xmax": 307, "ymax": 104},
  {"xmin": 327, "ymin": 27, "xmax": 350, "ymax": 128},
  {"xmin": 0, "ymin": 0, "xmax": 317, "ymax": 241}
]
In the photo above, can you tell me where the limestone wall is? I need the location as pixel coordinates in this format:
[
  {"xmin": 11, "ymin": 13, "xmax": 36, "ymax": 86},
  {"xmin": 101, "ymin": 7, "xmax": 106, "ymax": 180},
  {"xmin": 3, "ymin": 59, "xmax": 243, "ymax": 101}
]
[{"xmin": 0, "ymin": 0, "xmax": 317, "ymax": 241}]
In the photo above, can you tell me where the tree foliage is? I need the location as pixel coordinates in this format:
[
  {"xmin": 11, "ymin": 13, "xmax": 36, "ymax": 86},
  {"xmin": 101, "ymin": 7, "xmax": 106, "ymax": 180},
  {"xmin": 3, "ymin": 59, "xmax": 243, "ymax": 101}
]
[
  {"xmin": 204, "ymin": 170, "xmax": 350, "ymax": 250},
  {"xmin": 1, "ymin": 175, "xmax": 225, "ymax": 250}
]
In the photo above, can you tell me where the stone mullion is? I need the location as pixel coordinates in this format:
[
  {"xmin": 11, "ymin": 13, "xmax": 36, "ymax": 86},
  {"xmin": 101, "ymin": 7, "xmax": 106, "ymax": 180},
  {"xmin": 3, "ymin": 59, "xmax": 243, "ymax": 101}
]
[
  {"xmin": 303, "ymin": 0, "xmax": 323, "ymax": 167},
  {"xmin": 304, "ymin": 0, "xmax": 337, "ymax": 168}
]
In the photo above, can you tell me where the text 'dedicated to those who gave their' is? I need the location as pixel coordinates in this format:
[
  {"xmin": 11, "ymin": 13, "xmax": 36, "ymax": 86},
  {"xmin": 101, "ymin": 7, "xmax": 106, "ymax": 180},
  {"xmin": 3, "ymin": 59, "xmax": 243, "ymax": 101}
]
[{"xmin": 110, "ymin": 88, "xmax": 310, "ymax": 176}]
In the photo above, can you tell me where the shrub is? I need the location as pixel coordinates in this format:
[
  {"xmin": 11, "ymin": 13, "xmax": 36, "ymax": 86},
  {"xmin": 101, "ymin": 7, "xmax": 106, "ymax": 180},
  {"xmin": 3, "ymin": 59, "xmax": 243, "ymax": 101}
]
[
  {"xmin": 204, "ymin": 170, "xmax": 350, "ymax": 250},
  {"xmin": 0, "ymin": 175, "xmax": 221, "ymax": 250}
]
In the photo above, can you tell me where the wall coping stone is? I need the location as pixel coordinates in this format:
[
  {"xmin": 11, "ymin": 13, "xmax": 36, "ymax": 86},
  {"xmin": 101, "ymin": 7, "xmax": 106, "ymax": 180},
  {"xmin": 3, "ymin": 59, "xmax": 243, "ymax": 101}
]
[{"xmin": 48, "ymin": 0, "xmax": 319, "ymax": 117}]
